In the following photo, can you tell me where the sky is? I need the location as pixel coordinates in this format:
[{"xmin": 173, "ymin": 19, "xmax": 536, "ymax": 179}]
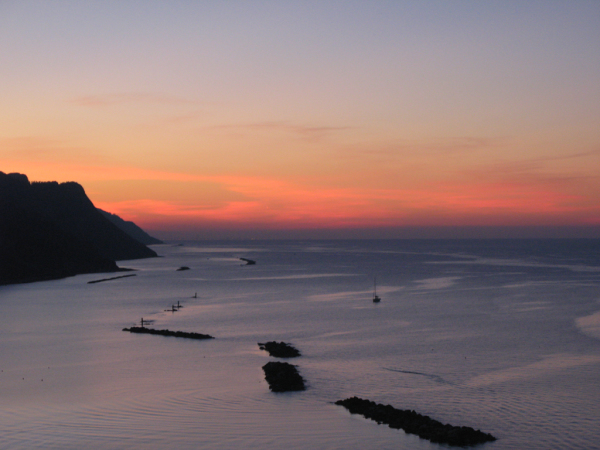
[{"xmin": 1, "ymin": 1, "xmax": 600, "ymax": 239}]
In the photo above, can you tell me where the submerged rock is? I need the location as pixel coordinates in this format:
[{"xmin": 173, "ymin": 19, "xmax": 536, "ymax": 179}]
[
  {"xmin": 262, "ymin": 361, "xmax": 306, "ymax": 392},
  {"xmin": 176, "ymin": 266, "xmax": 190, "ymax": 271},
  {"xmin": 123, "ymin": 326, "xmax": 214, "ymax": 340},
  {"xmin": 335, "ymin": 397, "xmax": 496, "ymax": 447},
  {"xmin": 258, "ymin": 341, "xmax": 301, "ymax": 358}
]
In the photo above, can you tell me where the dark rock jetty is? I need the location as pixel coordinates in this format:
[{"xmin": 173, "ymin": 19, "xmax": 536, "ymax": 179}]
[
  {"xmin": 258, "ymin": 341, "xmax": 301, "ymax": 358},
  {"xmin": 335, "ymin": 397, "xmax": 496, "ymax": 447},
  {"xmin": 88, "ymin": 273, "xmax": 136, "ymax": 284},
  {"xmin": 262, "ymin": 361, "xmax": 306, "ymax": 392},
  {"xmin": 122, "ymin": 326, "xmax": 214, "ymax": 340}
]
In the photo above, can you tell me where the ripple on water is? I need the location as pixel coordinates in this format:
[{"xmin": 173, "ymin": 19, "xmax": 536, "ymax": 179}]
[{"xmin": 0, "ymin": 389, "xmax": 439, "ymax": 450}]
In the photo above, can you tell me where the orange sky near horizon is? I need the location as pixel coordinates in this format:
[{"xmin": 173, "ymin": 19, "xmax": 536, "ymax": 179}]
[{"xmin": 2, "ymin": 2, "xmax": 600, "ymax": 239}]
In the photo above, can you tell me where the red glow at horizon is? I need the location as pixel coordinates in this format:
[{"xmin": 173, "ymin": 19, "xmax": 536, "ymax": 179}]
[
  {"xmin": 93, "ymin": 176, "xmax": 595, "ymax": 231},
  {"xmin": 4, "ymin": 157, "xmax": 597, "ymax": 233}
]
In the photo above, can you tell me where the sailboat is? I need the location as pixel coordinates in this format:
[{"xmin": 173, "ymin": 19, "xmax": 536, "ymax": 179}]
[{"xmin": 372, "ymin": 277, "xmax": 381, "ymax": 303}]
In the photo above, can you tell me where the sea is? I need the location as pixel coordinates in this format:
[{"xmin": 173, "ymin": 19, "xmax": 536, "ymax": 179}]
[{"xmin": 1, "ymin": 239, "xmax": 599, "ymax": 449}]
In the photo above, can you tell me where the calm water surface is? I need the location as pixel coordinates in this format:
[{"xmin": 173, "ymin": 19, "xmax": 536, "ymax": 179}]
[{"xmin": 1, "ymin": 240, "xmax": 599, "ymax": 449}]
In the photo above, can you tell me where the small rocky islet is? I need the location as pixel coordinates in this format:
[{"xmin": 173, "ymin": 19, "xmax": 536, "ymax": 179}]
[
  {"xmin": 258, "ymin": 341, "xmax": 301, "ymax": 358},
  {"xmin": 262, "ymin": 361, "xmax": 306, "ymax": 392}
]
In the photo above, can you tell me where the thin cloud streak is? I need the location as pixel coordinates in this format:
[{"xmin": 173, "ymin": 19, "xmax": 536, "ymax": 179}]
[
  {"xmin": 69, "ymin": 92, "xmax": 200, "ymax": 107},
  {"xmin": 1, "ymin": 136, "xmax": 105, "ymax": 164},
  {"xmin": 338, "ymin": 137, "xmax": 508, "ymax": 167},
  {"xmin": 525, "ymin": 148, "xmax": 600, "ymax": 164},
  {"xmin": 207, "ymin": 121, "xmax": 354, "ymax": 140}
]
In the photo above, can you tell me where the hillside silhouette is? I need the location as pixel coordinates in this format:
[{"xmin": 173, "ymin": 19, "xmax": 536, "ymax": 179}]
[
  {"xmin": 98, "ymin": 209, "xmax": 162, "ymax": 245},
  {"xmin": 0, "ymin": 172, "xmax": 157, "ymax": 285}
]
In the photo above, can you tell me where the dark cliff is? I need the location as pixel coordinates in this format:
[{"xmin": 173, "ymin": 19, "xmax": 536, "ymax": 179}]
[
  {"xmin": 98, "ymin": 209, "xmax": 162, "ymax": 245},
  {"xmin": 0, "ymin": 172, "xmax": 157, "ymax": 285}
]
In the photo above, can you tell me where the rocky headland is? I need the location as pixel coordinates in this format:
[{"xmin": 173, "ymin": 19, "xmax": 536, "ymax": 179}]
[
  {"xmin": 0, "ymin": 171, "xmax": 158, "ymax": 285},
  {"xmin": 98, "ymin": 208, "xmax": 162, "ymax": 245}
]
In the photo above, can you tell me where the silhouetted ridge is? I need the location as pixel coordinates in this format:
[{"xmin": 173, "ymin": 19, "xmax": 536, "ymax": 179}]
[
  {"xmin": 98, "ymin": 209, "xmax": 162, "ymax": 245},
  {"xmin": 22, "ymin": 180, "xmax": 155, "ymax": 261},
  {"xmin": 0, "ymin": 171, "xmax": 157, "ymax": 285}
]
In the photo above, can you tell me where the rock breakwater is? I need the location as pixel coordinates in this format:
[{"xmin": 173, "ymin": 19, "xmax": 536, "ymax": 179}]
[
  {"xmin": 335, "ymin": 397, "xmax": 496, "ymax": 447},
  {"xmin": 122, "ymin": 326, "xmax": 214, "ymax": 340}
]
